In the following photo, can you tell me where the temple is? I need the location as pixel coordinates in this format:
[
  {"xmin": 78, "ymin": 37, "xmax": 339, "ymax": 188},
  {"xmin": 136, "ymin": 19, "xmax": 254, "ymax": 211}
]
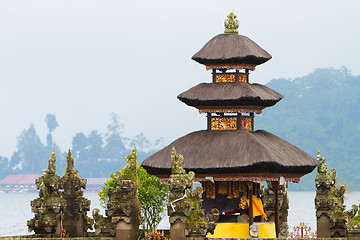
[{"xmin": 141, "ymin": 12, "xmax": 318, "ymax": 238}]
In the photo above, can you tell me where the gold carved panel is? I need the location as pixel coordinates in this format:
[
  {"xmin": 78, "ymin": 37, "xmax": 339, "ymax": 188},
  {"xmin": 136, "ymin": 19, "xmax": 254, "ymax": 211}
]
[
  {"xmin": 211, "ymin": 117, "xmax": 237, "ymax": 130},
  {"xmin": 232, "ymin": 181, "xmax": 240, "ymax": 198},
  {"xmin": 205, "ymin": 181, "xmax": 215, "ymax": 199},
  {"xmin": 239, "ymin": 74, "xmax": 248, "ymax": 82},
  {"xmin": 241, "ymin": 118, "xmax": 253, "ymax": 130},
  {"xmin": 216, "ymin": 74, "xmax": 235, "ymax": 82},
  {"xmin": 217, "ymin": 182, "xmax": 228, "ymax": 195}
]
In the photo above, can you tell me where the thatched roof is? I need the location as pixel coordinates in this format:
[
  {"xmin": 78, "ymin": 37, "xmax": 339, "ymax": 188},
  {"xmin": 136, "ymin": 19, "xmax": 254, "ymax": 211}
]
[
  {"xmin": 141, "ymin": 130, "xmax": 317, "ymax": 176},
  {"xmin": 177, "ymin": 82, "xmax": 283, "ymax": 108},
  {"xmin": 192, "ymin": 34, "xmax": 272, "ymax": 66}
]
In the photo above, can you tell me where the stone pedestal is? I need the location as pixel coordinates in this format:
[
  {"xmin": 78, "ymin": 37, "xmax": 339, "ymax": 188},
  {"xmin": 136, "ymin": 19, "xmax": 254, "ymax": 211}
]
[{"xmin": 169, "ymin": 217, "xmax": 187, "ymax": 240}]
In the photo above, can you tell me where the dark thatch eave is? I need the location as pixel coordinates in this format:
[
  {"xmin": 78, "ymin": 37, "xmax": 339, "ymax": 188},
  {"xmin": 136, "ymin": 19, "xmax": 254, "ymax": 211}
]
[
  {"xmin": 141, "ymin": 129, "xmax": 317, "ymax": 176},
  {"xmin": 177, "ymin": 82, "xmax": 283, "ymax": 108},
  {"xmin": 192, "ymin": 34, "xmax": 272, "ymax": 66}
]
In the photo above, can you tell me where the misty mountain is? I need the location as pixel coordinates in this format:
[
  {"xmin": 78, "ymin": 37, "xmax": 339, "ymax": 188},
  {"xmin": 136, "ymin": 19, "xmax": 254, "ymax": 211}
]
[{"xmin": 256, "ymin": 67, "xmax": 360, "ymax": 190}]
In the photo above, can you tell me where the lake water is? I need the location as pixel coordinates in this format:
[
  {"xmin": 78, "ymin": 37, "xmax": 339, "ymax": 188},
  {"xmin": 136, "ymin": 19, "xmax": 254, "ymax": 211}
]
[{"xmin": 1, "ymin": 191, "xmax": 360, "ymax": 236}]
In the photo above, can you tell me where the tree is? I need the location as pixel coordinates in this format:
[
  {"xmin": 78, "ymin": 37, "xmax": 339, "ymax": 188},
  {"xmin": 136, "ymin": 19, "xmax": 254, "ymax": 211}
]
[
  {"xmin": 87, "ymin": 130, "xmax": 103, "ymax": 159},
  {"xmin": 0, "ymin": 156, "xmax": 10, "ymax": 179},
  {"xmin": 130, "ymin": 133, "xmax": 152, "ymax": 152},
  {"xmin": 137, "ymin": 166, "xmax": 168, "ymax": 233},
  {"xmin": 72, "ymin": 132, "xmax": 89, "ymax": 160},
  {"xmin": 10, "ymin": 124, "xmax": 48, "ymax": 173},
  {"xmin": 103, "ymin": 113, "xmax": 126, "ymax": 159},
  {"xmin": 45, "ymin": 114, "xmax": 59, "ymax": 147},
  {"xmin": 99, "ymin": 164, "xmax": 168, "ymax": 234},
  {"xmin": 106, "ymin": 113, "xmax": 124, "ymax": 136}
]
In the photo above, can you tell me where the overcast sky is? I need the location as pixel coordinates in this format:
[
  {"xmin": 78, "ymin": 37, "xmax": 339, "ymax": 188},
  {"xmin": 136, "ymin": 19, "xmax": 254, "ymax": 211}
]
[{"xmin": 1, "ymin": 0, "xmax": 359, "ymax": 157}]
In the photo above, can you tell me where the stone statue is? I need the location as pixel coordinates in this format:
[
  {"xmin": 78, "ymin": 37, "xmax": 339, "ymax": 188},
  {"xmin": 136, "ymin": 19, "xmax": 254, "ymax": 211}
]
[
  {"xmin": 93, "ymin": 147, "xmax": 141, "ymax": 240},
  {"xmin": 263, "ymin": 181, "xmax": 289, "ymax": 229},
  {"xmin": 279, "ymin": 222, "xmax": 289, "ymax": 238},
  {"xmin": 62, "ymin": 150, "xmax": 92, "ymax": 237},
  {"xmin": 168, "ymin": 148, "xmax": 218, "ymax": 240},
  {"xmin": 27, "ymin": 150, "xmax": 65, "ymax": 237}
]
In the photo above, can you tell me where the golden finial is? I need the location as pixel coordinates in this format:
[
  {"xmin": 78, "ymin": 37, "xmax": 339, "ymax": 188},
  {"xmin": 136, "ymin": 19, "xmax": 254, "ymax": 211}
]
[{"xmin": 224, "ymin": 12, "xmax": 239, "ymax": 34}]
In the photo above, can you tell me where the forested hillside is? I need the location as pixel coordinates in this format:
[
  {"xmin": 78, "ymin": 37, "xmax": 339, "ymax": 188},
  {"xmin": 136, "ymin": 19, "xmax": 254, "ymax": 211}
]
[
  {"xmin": 0, "ymin": 113, "xmax": 163, "ymax": 179},
  {"xmin": 257, "ymin": 67, "xmax": 360, "ymax": 190}
]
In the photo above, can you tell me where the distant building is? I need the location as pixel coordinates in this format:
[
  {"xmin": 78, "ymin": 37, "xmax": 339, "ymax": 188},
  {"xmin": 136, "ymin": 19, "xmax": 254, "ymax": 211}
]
[{"xmin": 0, "ymin": 174, "xmax": 106, "ymax": 192}]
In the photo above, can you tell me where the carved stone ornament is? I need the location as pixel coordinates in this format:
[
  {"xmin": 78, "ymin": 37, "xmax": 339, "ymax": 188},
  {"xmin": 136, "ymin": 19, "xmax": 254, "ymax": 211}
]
[
  {"xmin": 93, "ymin": 147, "xmax": 141, "ymax": 239},
  {"xmin": 224, "ymin": 12, "xmax": 239, "ymax": 34},
  {"xmin": 168, "ymin": 148, "xmax": 218, "ymax": 240},
  {"xmin": 27, "ymin": 150, "xmax": 65, "ymax": 237},
  {"xmin": 61, "ymin": 150, "xmax": 92, "ymax": 237},
  {"xmin": 315, "ymin": 150, "xmax": 348, "ymax": 237}
]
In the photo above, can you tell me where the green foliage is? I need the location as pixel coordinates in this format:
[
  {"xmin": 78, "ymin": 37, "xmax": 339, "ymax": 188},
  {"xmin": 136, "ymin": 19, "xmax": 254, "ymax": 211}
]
[
  {"xmin": 348, "ymin": 205, "xmax": 360, "ymax": 228},
  {"xmin": 98, "ymin": 163, "xmax": 168, "ymax": 233},
  {"xmin": 138, "ymin": 165, "xmax": 168, "ymax": 233},
  {"xmin": 99, "ymin": 172, "xmax": 117, "ymax": 209}
]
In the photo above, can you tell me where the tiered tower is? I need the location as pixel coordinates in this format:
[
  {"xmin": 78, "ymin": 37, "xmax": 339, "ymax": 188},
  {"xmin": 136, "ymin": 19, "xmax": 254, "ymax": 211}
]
[{"xmin": 142, "ymin": 13, "xmax": 317, "ymax": 238}]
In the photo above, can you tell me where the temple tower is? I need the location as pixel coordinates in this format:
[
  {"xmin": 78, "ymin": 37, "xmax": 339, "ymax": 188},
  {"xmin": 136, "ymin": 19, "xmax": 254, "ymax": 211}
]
[{"xmin": 142, "ymin": 12, "xmax": 317, "ymax": 238}]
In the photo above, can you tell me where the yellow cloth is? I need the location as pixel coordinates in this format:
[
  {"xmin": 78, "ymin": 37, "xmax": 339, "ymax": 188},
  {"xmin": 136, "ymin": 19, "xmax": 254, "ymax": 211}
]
[
  {"xmin": 247, "ymin": 195, "xmax": 267, "ymax": 219},
  {"xmin": 207, "ymin": 222, "xmax": 276, "ymax": 238}
]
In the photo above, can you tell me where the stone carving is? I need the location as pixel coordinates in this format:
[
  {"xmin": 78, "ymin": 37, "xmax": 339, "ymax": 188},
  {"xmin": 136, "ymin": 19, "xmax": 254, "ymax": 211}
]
[
  {"xmin": 347, "ymin": 204, "xmax": 360, "ymax": 237},
  {"xmin": 315, "ymin": 150, "xmax": 349, "ymax": 237},
  {"xmin": 27, "ymin": 150, "xmax": 65, "ymax": 237},
  {"xmin": 224, "ymin": 12, "xmax": 239, "ymax": 34},
  {"xmin": 263, "ymin": 181, "xmax": 289, "ymax": 228},
  {"xmin": 62, "ymin": 150, "xmax": 92, "ymax": 237},
  {"xmin": 278, "ymin": 222, "xmax": 289, "ymax": 238},
  {"xmin": 168, "ymin": 148, "xmax": 218, "ymax": 240},
  {"xmin": 93, "ymin": 147, "xmax": 141, "ymax": 240}
]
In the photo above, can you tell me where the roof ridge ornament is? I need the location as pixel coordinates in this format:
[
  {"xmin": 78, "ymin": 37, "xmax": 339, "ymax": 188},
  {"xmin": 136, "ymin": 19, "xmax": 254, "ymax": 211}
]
[{"xmin": 224, "ymin": 12, "xmax": 239, "ymax": 34}]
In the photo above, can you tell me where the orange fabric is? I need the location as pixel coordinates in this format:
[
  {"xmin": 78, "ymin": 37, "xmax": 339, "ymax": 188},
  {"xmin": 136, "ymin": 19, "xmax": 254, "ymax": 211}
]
[{"xmin": 247, "ymin": 195, "xmax": 267, "ymax": 219}]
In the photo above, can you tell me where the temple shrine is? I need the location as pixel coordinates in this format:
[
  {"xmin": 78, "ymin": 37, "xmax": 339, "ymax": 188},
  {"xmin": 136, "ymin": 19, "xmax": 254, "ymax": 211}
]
[{"xmin": 141, "ymin": 12, "xmax": 318, "ymax": 238}]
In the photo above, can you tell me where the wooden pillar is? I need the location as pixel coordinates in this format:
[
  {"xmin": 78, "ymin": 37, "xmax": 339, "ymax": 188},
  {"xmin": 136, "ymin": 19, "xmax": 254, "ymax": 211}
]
[
  {"xmin": 207, "ymin": 112, "xmax": 211, "ymax": 130},
  {"xmin": 237, "ymin": 113, "xmax": 241, "ymax": 130},
  {"xmin": 235, "ymin": 69, "xmax": 239, "ymax": 82},
  {"xmin": 273, "ymin": 181, "xmax": 280, "ymax": 238},
  {"xmin": 245, "ymin": 68, "xmax": 249, "ymax": 83},
  {"xmin": 212, "ymin": 69, "xmax": 216, "ymax": 83},
  {"xmin": 250, "ymin": 112, "xmax": 254, "ymax": 130},
  {"xmin": 248, "ymin": 182, "xmax": 253, "ymax": 225}
]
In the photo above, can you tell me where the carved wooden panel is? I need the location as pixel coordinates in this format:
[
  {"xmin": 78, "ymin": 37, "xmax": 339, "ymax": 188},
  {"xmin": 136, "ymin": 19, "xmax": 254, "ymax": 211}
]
[
  {"xmin": 205, "ymin": 181, "xmax": 215, "ymax": 199},
  {"xmin": 239, "ymin": 74, "xmax": 248, "ymax": 82},
  {"xmin": 217, "ymin": 182, "xmax": 228, "ymax": 195},
  {"xmin": 241, "ymin": 117, "xmax": 253, "ymax": 130},
  {"xmin": 232, "ymin": 181, "xmax": 240, "ymax": 198},
  {"xmin": 211, "ymin": 117, "xmax": 237, "ymax": 130},
  {"xmin": 216, "ymin": 74, "xmax": 235, "ymax": 82}
]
